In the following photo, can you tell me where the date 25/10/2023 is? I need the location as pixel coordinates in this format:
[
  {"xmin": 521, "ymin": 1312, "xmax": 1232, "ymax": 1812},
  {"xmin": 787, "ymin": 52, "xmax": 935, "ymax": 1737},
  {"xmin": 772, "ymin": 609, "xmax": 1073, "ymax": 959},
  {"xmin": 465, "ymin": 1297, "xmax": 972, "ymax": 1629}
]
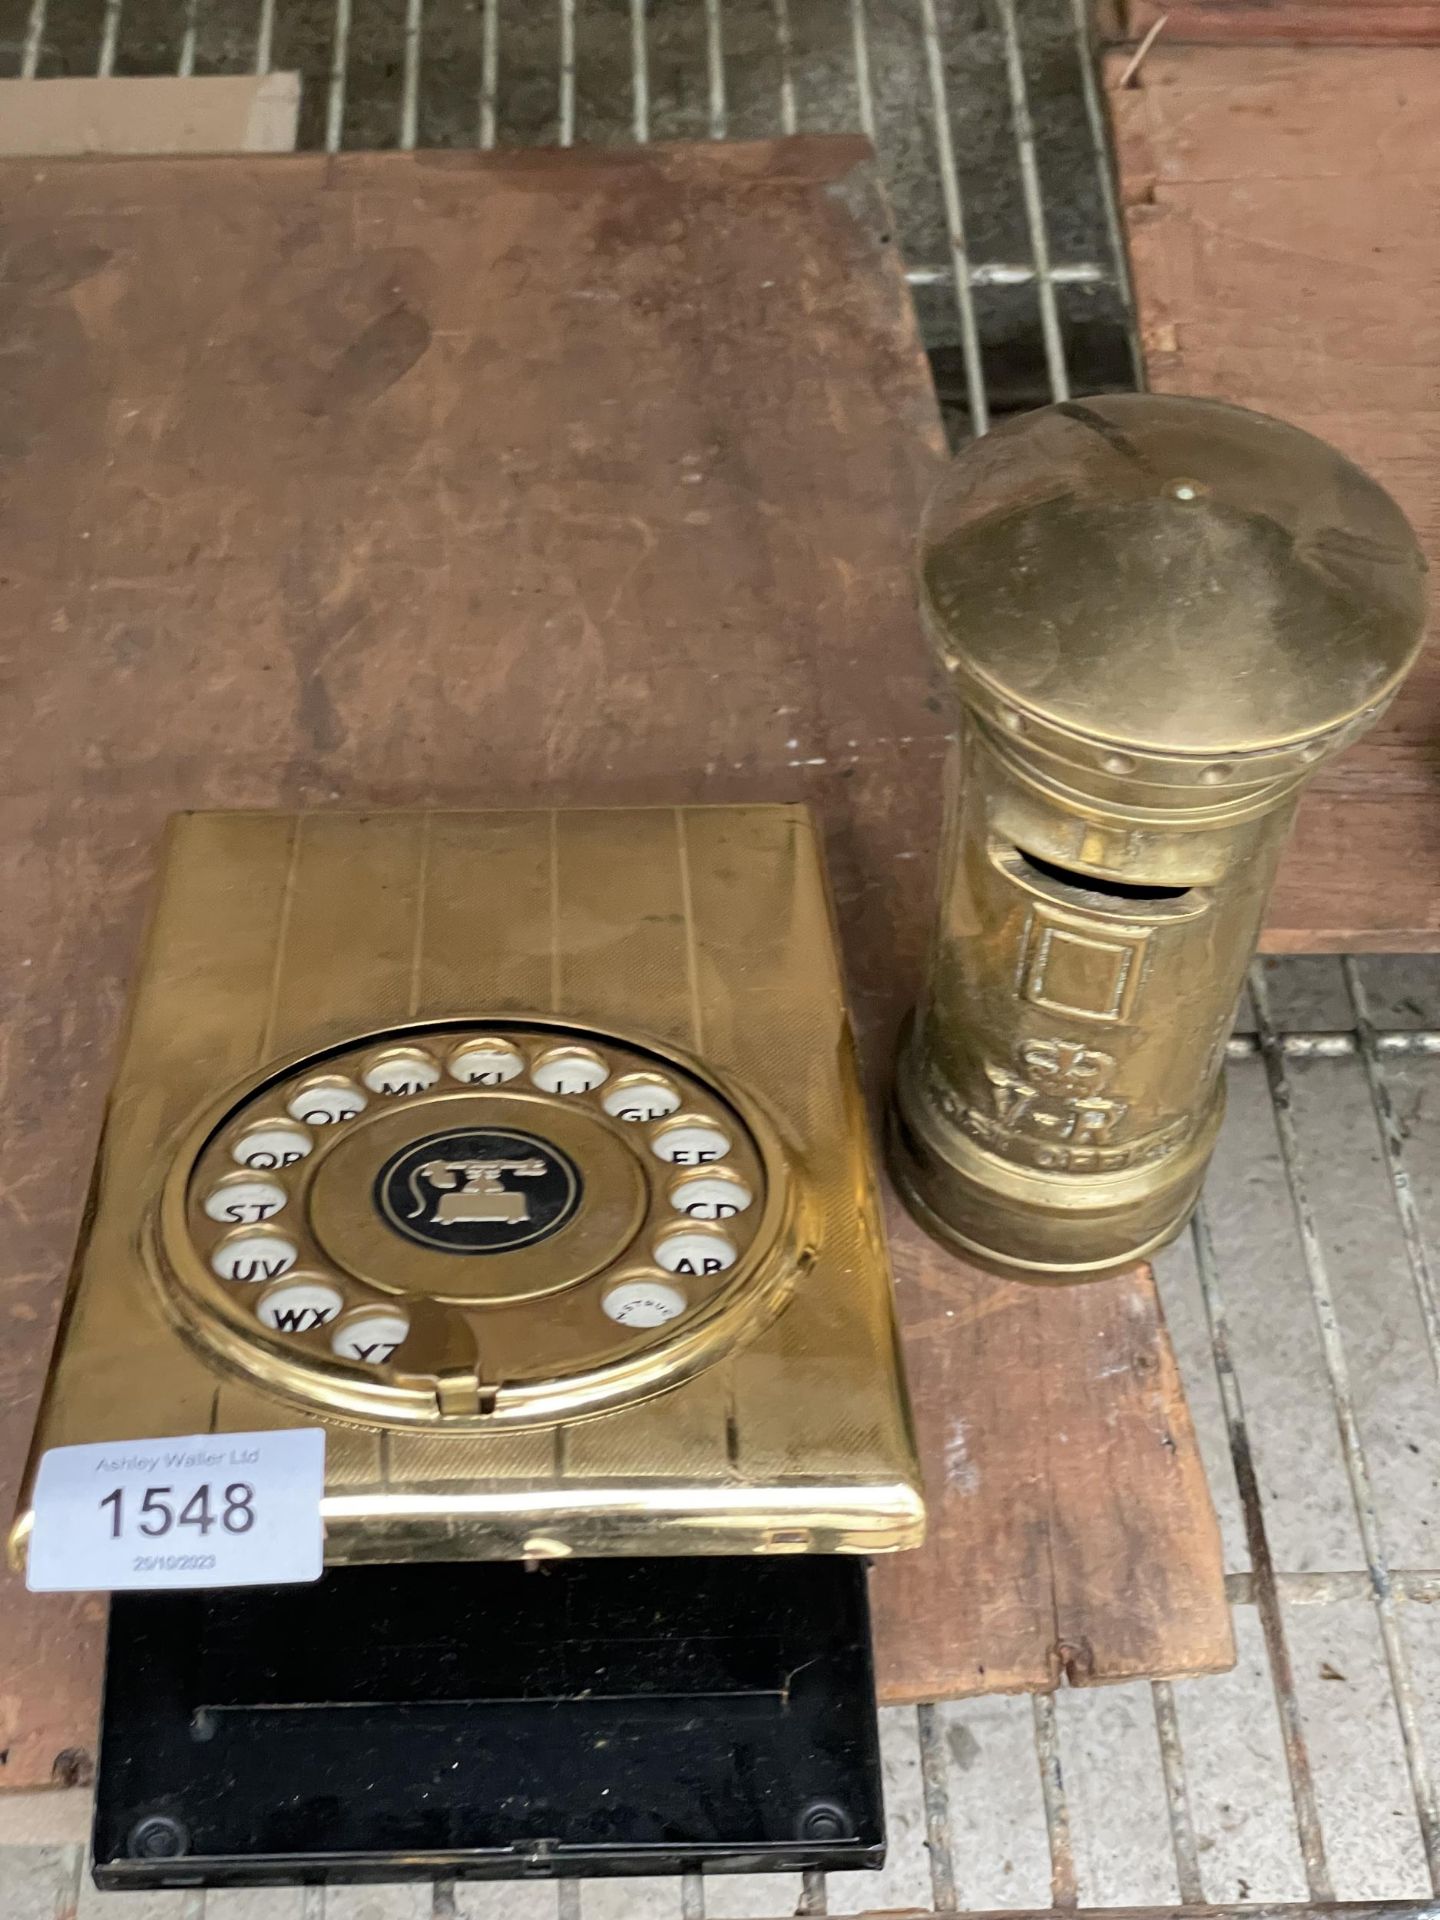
[{"xmin": 26, "ymin": 1429, "xmax": 327, "ymax": 1593}]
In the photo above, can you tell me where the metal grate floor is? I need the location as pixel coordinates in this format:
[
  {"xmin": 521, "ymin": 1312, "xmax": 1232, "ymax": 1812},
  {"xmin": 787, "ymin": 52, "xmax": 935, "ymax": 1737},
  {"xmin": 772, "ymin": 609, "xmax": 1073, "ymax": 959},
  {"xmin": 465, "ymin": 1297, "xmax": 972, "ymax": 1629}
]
[
  {"xmin": 4, "ymin": 0, "xmax": 1138, "ymax": 428},
  {"xmin": 2, "ymin": 8, "xmax": 1439, "ymax": 1920}
]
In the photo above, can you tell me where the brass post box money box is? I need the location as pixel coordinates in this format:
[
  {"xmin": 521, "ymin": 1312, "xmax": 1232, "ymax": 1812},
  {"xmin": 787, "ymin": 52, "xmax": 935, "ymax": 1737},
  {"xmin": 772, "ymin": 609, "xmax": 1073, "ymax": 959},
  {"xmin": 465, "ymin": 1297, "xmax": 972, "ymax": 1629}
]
[{"xmin": 890, "ymin": 394, "xmax": 1427, "ymax": 1282}]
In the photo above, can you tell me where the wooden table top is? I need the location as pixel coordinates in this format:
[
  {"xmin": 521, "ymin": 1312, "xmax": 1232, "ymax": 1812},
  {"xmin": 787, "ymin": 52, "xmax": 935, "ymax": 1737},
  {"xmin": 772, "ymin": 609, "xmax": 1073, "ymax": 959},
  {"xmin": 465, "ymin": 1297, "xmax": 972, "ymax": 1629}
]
[{"xmin": 0, "ymin": 141, "xmax": 1229, "ymax": 1789}]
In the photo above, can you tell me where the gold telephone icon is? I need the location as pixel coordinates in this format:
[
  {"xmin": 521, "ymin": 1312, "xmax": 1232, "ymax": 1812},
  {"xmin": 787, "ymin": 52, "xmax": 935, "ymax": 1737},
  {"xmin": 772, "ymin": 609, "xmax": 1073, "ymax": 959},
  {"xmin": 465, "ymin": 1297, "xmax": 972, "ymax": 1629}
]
[{"xmin": 409, "ymin": 1158, "xmax": 547, "ymax": 1227}]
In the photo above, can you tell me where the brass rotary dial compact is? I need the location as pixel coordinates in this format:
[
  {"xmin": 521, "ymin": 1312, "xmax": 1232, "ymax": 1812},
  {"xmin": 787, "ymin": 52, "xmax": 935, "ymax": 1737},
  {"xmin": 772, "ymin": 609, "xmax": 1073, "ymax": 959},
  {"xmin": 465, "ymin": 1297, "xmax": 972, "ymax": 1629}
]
[
  {"xmin": 169, "ymin": 1024, "xmax": 783, "ymax": 1430},
  {"xmin": 13, "ymin": 805, "xmax": 922, "ymax": 1888}
]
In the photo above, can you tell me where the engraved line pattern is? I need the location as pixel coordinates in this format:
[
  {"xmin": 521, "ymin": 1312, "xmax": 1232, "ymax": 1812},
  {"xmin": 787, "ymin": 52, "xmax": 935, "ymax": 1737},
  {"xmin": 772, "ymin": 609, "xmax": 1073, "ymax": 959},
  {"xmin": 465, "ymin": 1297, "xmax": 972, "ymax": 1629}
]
[
  {"xmin": 407, "ymin": 810, "xmax": 433, "ymax": 1020},
  {"xmin": 675, "ymin": 807, "xmax": 706, "ymax": 1058},
  {"xmin": 258, "ymin": 814, "xmax": 302, "ymax": 1065},
  {"xmin": 549, "ymin": 809, "xmax": 563, "ymax": 1015}
]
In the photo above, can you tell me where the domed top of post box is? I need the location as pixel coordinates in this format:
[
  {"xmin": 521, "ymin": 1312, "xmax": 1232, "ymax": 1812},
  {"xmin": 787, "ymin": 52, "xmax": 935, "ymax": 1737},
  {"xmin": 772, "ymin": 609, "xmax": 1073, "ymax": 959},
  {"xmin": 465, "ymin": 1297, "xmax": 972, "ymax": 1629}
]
[{"xmin": 919, "ymin": 394, "xmax": 1427, "ymax": 801}]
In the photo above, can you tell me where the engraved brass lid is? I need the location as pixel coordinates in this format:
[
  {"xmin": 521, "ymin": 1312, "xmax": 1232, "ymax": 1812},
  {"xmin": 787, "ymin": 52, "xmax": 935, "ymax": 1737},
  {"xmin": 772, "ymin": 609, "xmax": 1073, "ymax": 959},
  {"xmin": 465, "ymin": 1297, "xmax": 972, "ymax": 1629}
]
[{"xmin": 920, "ymin": 395, "xmax": 1428, "ymax": 796}]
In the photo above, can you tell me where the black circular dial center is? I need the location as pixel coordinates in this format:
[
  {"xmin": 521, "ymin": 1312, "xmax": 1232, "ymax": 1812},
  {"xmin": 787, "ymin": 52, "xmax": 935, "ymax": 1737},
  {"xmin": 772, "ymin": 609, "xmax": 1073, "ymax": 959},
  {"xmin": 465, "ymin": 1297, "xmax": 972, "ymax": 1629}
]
[{"xmin": 374, "ymin": 1127, "xmax": 582, "ymax": 1254}]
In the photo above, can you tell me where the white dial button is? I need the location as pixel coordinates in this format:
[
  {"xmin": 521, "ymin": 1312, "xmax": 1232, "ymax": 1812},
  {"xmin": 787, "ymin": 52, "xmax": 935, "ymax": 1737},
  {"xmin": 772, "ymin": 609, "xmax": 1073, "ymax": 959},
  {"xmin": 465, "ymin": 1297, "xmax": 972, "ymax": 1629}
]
[
  {"xmin": 232, "ymin": 1122, "xmax": 312, "ymax": 1171},
  {"xmin": 650, "ymin": 1121, "xmax": 730, "ymax": 1166},
  {"xmin": 531, "ymin": 1049, "xmax": 609, "ymax": 1096},
  {"xmin": 448, "ymin": 1039, "xmax": 526, "ymax": 1086},
  {"xmin": 286, "ymin": 1078, "xmax": 366, "ymax": 1127},
  {"xmin": 331, "ymin": 1310, "xmax": 410, "ymax": 1365},
  {"xmin": 257, "ymin": 1278, "xmax": 343, "ymax": 1333},
  {"xmin": 602, "ymin": 1076, "xmax": 682, "ymax": 1123},
  {"xmin": 602, "ymin": 1279, "xmax": 688, "ymax": 1328},
  {"xmin": 211, "ymin": 1231, "xmax": 298, "ymax": 1284},
  {"xmin": 654, "ymin": 1230, "xmax": 738, "ymax": 1277},
  {"xmin": 670, "ymin": 1171, "xmax": 753, "ymax": 1220},
  {"xmin": 361, "ymin": 1048, "xmax": 440, "ymax": 1096},
  {"xmin": 203, "ymin": 1177, "xmax": 287, "ymax": 1225}
]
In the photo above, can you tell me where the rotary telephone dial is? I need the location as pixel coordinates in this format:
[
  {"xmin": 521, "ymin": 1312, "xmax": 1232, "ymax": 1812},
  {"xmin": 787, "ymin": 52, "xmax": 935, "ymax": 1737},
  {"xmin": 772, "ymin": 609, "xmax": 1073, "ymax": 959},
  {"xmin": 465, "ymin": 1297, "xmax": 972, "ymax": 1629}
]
[{"xmin": 165, "ymin": 1017, "xmax": 790, "ymax": 1433}]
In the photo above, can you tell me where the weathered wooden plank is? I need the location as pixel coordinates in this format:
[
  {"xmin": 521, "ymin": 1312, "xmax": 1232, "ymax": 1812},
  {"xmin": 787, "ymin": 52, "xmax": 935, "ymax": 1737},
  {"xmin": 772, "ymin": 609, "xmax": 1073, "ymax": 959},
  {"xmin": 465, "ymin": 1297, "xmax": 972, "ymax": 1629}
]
[
  {"xmin": 0, "ymin": 73, "xmax": 299, "ymax": 156},
  {"xmin": 1110, "ymin": 47, "xmax": 1440, "ymax": 952},
  {"xmin": 1109, "ymin": 0, "xmax": 1440, "ymax": 45}
]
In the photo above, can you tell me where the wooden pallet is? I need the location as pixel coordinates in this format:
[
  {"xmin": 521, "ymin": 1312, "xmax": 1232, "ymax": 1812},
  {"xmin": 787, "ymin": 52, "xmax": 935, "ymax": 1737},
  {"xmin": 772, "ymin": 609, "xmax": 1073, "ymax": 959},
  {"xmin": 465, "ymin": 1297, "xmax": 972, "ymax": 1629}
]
[
  {"xmin": 0, "ymin": 142, "xmax": 1230, "ymax": 1790},
  {"xmin": 1111, "ymin": 47, "xmax": 1440, "ymax": 953}
]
